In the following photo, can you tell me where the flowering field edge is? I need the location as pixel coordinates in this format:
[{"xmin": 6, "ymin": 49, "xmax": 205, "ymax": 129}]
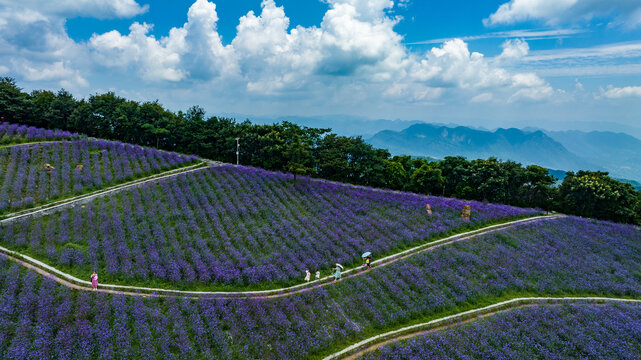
[
  {"xmin": 0, "ymin": 213, "xmax": 550, "ymax": 294},
  {"xmin": 0, "ymin": 160, "xmax": 206, "ymax": 221},
  {"xmin": 320, "ymin": 295, "xmax": 641, "ymax": 360}
]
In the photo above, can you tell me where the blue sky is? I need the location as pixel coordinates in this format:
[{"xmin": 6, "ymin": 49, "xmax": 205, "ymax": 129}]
[{"xmin": 1, "ymin": 0, "xmax": 641, "ymax": 133}]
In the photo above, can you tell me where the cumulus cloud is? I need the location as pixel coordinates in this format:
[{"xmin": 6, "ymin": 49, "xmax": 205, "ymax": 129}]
[
  {"xmin": 85, "ymin": 0, "xmax": 555, "ymax": 103},
  {"xmin": 0, "ymin": 0, "xmax": 148, "ymax": 90},
  {"xmin": 10, "ymin": 60, "xmax": 88, "ymax": 88},
  {"xmin": 90, "ymin": 23, "xmax": 186, "ymax": 81},
  {"xmin": 602, "ymin": 85, "xmax": 641, "ymax": 98},
  {"xmin": 498, "ymin": 39, "xmax": 530, "ymax": 61},
  {"xmin": 485, "ymin": 0, "xmax": 641, "ymax": 28},
  {"xmin": 1, "ymin": 0, "xmax": 148, "ymax": 19},
  {"xmin": 1, "ymin": 0, "xmax": 559, "ymax": 108},
  {"xmin": 89, "ymin": 0, "xmax": 236, "ymax": 82}
]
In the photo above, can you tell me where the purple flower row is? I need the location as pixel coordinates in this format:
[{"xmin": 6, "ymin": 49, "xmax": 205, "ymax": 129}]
[
  {"xmin": 0, "ymin": 217, "xmax": 639, "ymax": 359},
  {"xmin": 0, "ymin": 139, "xmax": 197, "ymax": 212},
  {"xmin": 0, "ymin": 122, "xmax": 80, "ymax": 144},
  {"xmin": 0, "ymin": 164, "xmax": 538, "ymax": 287},
  {"xmin": 358, "ymin": 303, "xmax": 641, "ymax": 359}
]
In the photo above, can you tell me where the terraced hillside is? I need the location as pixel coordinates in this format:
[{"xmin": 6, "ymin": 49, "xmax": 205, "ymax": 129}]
[
  {"xmin": 0, "ymin": 125, "xmax": 639, "ymax": 359},
  {"xmin": 0, "ymin": 216, "xmax": 639, "ymax": 359},
  {"xmin": 0, "ymin": 125, "xmax": 200, "ymax": 213},
  {"xmin": 357, "ymin": 302, "xmax": 641, "ymax": 359},
  {"xmin": 0, "ymin": 164, "xmax": 538, "ymax": 290}
]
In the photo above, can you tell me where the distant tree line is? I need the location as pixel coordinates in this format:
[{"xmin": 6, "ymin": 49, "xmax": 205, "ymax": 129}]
[{"xmin": 1, "ymin": 77, "xmax": 639, "ymax": 225}]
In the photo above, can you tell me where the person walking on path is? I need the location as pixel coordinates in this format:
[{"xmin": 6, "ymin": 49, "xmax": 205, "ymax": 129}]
[
  {"xmin": 333, "ymin": 266, "xmax": 342, "ymax": 282},
  {"xmin": 90, "ymin": 272, "xmax": 98, "ymax": 291},
  {"xmin": 315, "ymin": 270, "xmax": 320, "ymax": 280},
  {"xmin": 304, "ymin": 269, "xmax": 311, "ymax": 282}
]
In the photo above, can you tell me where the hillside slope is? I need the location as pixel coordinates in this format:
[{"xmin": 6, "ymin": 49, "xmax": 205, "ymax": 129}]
[
  {"xmin": 0, "ymin": 164, "xmax": 537, "ymax": 289},
  {"xmin": 0, "ymin": 216, "xmax": 639, "ymax": 359}
]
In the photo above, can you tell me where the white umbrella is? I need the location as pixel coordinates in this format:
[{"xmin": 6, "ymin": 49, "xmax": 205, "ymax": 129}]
[{"xmin": 335, "ymin": 263, "xmax": 344, "ymax": 270}]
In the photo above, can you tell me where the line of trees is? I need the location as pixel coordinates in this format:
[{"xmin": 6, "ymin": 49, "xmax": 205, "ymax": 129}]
[{"xmin": 1, "ymin": 77, "xmax": 639, "ymax": 225}]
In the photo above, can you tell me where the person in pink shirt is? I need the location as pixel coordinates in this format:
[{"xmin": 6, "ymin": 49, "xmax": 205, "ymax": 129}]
[{"xmin": 90, "ymin": 272, "xmax": 98, "ymax": 291}]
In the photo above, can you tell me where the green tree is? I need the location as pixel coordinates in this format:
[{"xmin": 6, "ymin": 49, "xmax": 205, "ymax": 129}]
[
  {"xmin": 559, "ymin": 171, "xmax": 640, "ymax": 224},
  {"xmin": 521, "ymin": 165, "xmax": 555, "ymax": 208},
  {"xmin": 0, "ymin": 77, "xmax": 31, "ymax": 123},
  {"xmin": 345, "ymin": 137, "xmax": 389, "ymax": 187},
  {"xmin": 315, "ymin": 134, "xmax": 352, "ymax": 182},
  {"xmin": 410, "ymin": 162, "xmax": 444, "ymax": 195},
  {"xmin": 141, "ymin": 122, "xmax": 170, "ymax": 149},
  {"xmin": 467, "ymin": 158, "xmax": 509, "ymax": 202},
  {"xmin": 283, "ymin": 133, "xmax": 312, "ymax": 183},
  {"xmin": 440, "ymin": 156, "xmax": 470, "ymax": 197},
  {"xmin": 384, "ymin": 160, "xmax": 408, "ymax": 190}
]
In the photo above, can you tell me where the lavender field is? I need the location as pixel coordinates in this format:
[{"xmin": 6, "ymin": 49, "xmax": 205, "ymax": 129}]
[
  {"xmin": 358, "ymin": 303, "xmax": 641, "ymax": 359},
  {"xmin": 0, "ymin": 122, "xmax": 80, "ymax": 145},
  {"xmin": 0, "ymin": 165, "xmax": 538, "ymax": 289},
  {"xmin": 0, "ymin": 216, "xmax": 639, "ymax": 359},
  {"xmin": 0, "ymin": 139, "xmax": 198, "ymax": 212}
]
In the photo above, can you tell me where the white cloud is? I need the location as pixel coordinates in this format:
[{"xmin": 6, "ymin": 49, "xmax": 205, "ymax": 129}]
[
  {"xmin": 89, "ymin": 0, "xmax": 236, "ymax": 82},
  {"xmin": 602, "ymin": 85, "xmax": 641, "ymax": 98},
  {"xmin": 485, "ymin": 0, "xmax": 641, "ymax": 28},
  {"xmin": 525, "ymin": 40, "xmax": 641, "ymax": 62},
  {"xmin": 411, "ymin": 39, "xmax": 510, "ymax": 89},
  {"xmin": 514, "ymin": 40, "xmax": 641, "ymax": 78},
  {"xmin": 13, "ymin": 60, "xmax": 88, "ymax": 88},
  {"xmin": 90, "ymin": 23, "xmax": 186, "ymax": 81},
  {"xmin": 0, "ymin": 65, "xmax": 8, "ymax": 75},
  {"xmin": 409, "ymin": 29, "xmax": 585, "ymax": 45},
  {"xmin": 85, "ymin": 1, "xmax": 554, "ymax": 103},
  {"xmin": 0, "ymin": 0, "xmax": 148, "ymax": 19},
  {"xmin": 498, "ymin": 39, "xmax": 530, "ymax": 61},
  {"xmin": 1, "ymin": 0, "xmax": 560, "ymax": 111},
  {"xmin": 471, "ymin": 92, "xmax": 494, "ymax": 103}
]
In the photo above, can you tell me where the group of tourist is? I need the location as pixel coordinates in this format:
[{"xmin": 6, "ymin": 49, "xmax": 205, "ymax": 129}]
[{"xmin": 304, "ymin": 252, "xmax": 373, "ymax": 283}]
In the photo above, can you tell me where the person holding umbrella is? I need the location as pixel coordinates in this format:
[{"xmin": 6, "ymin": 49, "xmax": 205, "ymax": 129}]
[
  {"xmin": 333, "ymin": 263, "xmax": 343, "ymax": 281},
  {"xmin": 362, "ymin": 252, "xmax": 372, "ymax": 269}
]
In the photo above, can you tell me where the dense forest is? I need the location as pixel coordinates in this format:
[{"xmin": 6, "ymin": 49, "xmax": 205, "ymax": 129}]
[{"xmin": 1, "ymin": 77, "xmax": 639, "ymax": 225}]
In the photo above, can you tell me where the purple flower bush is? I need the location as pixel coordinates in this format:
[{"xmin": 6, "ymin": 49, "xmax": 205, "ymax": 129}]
[
  {"xmin": 0, "ymin": 217, "xmax": 639, "ymax": 359},
  {"xmin": 0, "ymin": 122, "xmax": 80, "ymax": 144},
  {"xmin": 0, "ymin": 138, "xmax": 198, "ymax": 213},
  {"xmin": 0, "ymin": 164, "xmax": 538, "ymax": 288},
  {"xmin": 358, "ymin": 303, "xmax": 641, "ymax": 359}
]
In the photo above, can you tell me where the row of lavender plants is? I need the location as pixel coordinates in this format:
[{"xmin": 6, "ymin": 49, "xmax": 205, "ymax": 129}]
[
  {"xmin": 0, "ymin": 217, "xmax": 639, "ymax": 359},
  {"xmin": 0, "ymin": 122, "xmax": 80, "ymax": 145},
  {"xmin": 0, "ymin": 165, "xmax": 538, "ymax": 288},
  {"xmin": 358, "ymin": 303, "xmax": 641, "ymax": 359},
  {"xmin": 0, "ymin": 139, "xmax": 198, "ymax": 212}
]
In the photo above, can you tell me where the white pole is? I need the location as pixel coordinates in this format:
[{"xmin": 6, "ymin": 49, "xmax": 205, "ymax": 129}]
[{"xmin": 235, "ymin": 138, "xmax": 240, "ymax": 165}]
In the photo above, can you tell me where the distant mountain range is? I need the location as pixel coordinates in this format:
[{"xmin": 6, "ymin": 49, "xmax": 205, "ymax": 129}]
[
  {"xmin": 368, "ymin": 124, "xmax": 641, "ymax": 182},
  {"xmin": 236, "ymin": 113, "xmax": 641, "ymax": 183},
  {"xmin": 229, "ymin": 113, "xmax": 473, "ymax": 138},
  {"xmin": 545, "ymin": 130, "xmax": 641, "ymax": 183},
  {"xmin": 368, "ymin": 124, "xmax": 599, "ymax": 172}
]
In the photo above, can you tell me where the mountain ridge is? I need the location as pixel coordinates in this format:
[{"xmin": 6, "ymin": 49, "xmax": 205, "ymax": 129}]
[{"xmin": 368, "ymin": 123, "xmax": 600, "ymax": 172}]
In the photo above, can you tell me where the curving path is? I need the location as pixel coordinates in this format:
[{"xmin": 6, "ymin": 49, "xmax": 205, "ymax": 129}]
[
  {"xmin": 326, "ymin": 296, "xmax": 641, "ymax": 360},
  {"xmin": 0, "ymin": 214, "xmax": 562, "ymax": 299}
]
